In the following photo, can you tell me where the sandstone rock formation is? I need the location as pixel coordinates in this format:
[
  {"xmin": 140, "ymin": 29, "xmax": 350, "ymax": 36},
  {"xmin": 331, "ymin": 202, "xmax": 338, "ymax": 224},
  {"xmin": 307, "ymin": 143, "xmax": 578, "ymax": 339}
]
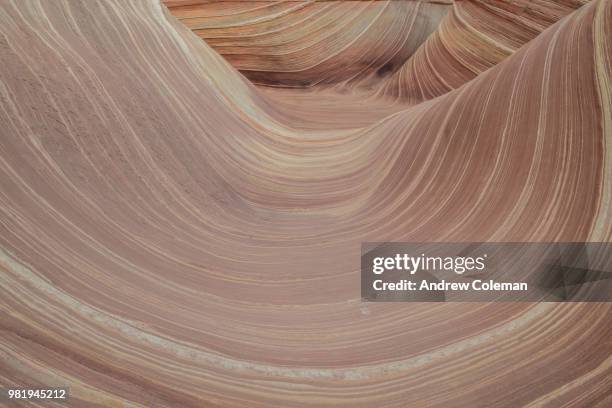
[{"xmin": 0, "ymin": 0, "xmax": 610, "ymax": 407}]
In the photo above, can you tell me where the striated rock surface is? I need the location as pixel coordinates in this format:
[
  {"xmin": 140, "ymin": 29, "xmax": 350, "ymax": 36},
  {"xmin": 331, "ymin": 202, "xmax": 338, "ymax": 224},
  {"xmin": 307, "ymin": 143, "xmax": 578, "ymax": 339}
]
[
  {"xmin": 0, "ymin": 0, "xmax": 611, "ymax": 407},
  {"xmin": 380, "ymin": 0, "xmax": 592, "ymax": 101},
  {"xmin": 164, "ymin": 0, "xmax": 451, "ymax": 87}
]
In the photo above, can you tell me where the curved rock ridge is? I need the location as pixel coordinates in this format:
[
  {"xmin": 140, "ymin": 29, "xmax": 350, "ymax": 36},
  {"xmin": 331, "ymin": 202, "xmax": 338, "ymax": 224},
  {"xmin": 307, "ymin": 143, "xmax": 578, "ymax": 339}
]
[
  {"xmin": 380, "ymin": 0, "xmax": 591, "ymax": 101},
  {"xmin": 164, "ymin": 1, "xmax": 591, "ymax": 99},
  {"xmin": 163, "ymin": 0, "xmax": 451, "ymax": 87},
  {"xmin": 0, "ymin": 0, "xmax": 610, "ymax": 407}
]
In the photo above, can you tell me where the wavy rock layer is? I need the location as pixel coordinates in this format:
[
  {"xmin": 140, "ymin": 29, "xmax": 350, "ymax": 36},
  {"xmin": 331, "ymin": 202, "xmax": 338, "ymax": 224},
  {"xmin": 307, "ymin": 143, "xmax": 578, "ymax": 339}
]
[
  {"xmin": 0, "ymin": 0, "xmax": 611, "ymax": 407},
  {"xmin": 381, "ymin": 0, "xmax": 591, "ymax": 101},
  {"xmin": 164, "ymin": 0, "xmax": 451, "ymax": 87},
  {"xmin": 164, "ymin": 0, "xmax": 590, "ymax": 99}
]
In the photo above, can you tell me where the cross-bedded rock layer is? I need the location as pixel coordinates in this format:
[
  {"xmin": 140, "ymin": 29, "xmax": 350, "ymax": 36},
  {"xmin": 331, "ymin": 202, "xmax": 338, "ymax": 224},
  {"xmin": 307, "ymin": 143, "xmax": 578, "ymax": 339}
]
[{"xmin": 1, "ymin": 0, "xmax": 610, "ymax": 407}]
